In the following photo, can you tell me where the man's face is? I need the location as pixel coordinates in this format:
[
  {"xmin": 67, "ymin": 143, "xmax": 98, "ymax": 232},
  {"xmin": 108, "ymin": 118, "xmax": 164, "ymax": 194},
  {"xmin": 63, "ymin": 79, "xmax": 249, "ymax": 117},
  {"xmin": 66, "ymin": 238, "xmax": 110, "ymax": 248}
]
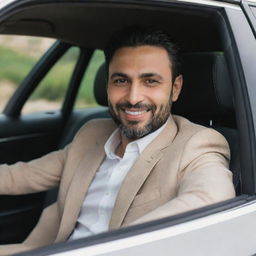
[{"xmin": 107, "ymin": 45, "xmax": 182, "ymax": 140}]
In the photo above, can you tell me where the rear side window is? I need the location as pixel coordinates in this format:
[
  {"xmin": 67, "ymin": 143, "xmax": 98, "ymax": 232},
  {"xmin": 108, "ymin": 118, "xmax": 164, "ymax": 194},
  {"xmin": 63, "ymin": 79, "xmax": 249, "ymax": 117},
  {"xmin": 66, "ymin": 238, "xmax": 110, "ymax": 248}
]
[
  {"xmin": 22, "ymin": 46, "xmax": 80, "ymax": 113},
  {"xmin": 0, "ymin": 35, "xmax": 55, "ymax": 112}
]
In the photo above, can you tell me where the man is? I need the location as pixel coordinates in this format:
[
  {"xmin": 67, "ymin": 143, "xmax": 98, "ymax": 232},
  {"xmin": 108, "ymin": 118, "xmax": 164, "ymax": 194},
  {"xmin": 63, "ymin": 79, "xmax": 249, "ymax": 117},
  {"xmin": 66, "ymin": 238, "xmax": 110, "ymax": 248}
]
[{"xmin": 0, "ymin": 27, "xmax": 235, "ymax": 255}]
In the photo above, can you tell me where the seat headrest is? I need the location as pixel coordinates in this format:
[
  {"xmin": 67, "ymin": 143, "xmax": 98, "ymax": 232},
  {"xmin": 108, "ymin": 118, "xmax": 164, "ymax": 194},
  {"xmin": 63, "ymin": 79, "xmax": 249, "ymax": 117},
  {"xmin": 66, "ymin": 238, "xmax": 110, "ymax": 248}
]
[
  {"xmin": 93, "ymin": 52, "xmax": 234, "ymax": 122},
  {"xmin": 172, "ymin": 52, "xmax": 234, "ymax": 121},
  {"xmin": 94, "ymin": 63, "xmax": 108, "ymax": 106}
]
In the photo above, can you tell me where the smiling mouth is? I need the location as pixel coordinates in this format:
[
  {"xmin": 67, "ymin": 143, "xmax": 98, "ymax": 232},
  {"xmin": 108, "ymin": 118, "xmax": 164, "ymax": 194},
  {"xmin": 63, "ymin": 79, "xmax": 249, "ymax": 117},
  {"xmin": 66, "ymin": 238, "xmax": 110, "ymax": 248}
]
[
  {"xmin": 125, "ymin": 110, "xmax": 148, "ymax": 116},
  {"xmin": 116, "ymin": 102, "xmax": 154, "ymax": 119}
]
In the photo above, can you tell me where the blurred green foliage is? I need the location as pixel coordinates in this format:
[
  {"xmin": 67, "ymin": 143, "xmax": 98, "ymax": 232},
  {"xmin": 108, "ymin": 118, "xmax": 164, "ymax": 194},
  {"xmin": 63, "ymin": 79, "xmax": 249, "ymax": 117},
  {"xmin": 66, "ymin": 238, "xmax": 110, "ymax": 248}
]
[
  {"xmin": 0, "ymin": 45, "xmax": 105, "ymax": 105},
  {"xmin": 0, "ymin": 45, "xmax": 35, "ymax": 84},
  {"xmin": 32, "ymin": 47, "xmax": 80, "ymax": 101}
]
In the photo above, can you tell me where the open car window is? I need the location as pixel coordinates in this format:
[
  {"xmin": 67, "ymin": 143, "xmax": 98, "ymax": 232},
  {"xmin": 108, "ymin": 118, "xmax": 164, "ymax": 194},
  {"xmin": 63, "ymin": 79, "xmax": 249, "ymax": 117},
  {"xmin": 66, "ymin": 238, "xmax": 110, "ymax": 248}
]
[{"xmin": 0, "ymin": 0, "xmax": 256, "ymax": 255}]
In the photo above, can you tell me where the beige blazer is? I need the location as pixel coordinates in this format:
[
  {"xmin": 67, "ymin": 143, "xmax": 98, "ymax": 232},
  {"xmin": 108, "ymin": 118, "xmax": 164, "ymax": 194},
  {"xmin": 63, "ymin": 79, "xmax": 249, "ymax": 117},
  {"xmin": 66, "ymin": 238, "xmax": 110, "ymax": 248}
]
[{"xmin": 0, "ymin": 115, "xmax": 235, "ymax": 255}]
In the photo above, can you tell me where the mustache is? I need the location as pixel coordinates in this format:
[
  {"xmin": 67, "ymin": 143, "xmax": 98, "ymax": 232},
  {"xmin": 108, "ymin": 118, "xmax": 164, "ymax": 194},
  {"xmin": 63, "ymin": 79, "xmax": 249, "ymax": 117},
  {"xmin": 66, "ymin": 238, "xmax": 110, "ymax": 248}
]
[{"xmin": 116, "ymin": 102, "xmax": 156, "ymax": 112}]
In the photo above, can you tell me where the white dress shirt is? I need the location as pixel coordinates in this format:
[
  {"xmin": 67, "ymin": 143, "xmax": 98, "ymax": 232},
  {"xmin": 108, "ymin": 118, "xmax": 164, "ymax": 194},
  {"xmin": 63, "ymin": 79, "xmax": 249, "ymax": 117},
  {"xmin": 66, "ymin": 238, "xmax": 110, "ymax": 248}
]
[{"xmin": 69, "ymin": 123, "xmax": 167, "ymax": 241}]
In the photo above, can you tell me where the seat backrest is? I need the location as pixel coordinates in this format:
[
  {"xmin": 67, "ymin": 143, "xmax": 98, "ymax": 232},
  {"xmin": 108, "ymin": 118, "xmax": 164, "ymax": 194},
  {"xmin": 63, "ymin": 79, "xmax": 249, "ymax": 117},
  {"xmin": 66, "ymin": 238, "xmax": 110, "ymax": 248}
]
[
  {"xmin": 172, "ymin": 52, "xmax": 235, "ymax": 126},
  {"xmin": 173, "ymin": 52, "xmax": 240, "ymax": 192}
]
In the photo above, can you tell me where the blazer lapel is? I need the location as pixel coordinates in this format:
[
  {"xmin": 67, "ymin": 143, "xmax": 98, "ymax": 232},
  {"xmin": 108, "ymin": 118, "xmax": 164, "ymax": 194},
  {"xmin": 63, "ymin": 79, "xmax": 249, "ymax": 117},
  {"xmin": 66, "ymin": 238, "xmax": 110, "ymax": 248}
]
[
  {"xmin": 109, "ymin": 116, "xmax": 178, "ymax": 229},
  {"xmin": 55, "ymin": 124, "xmax": 115, "ymax": 242}
]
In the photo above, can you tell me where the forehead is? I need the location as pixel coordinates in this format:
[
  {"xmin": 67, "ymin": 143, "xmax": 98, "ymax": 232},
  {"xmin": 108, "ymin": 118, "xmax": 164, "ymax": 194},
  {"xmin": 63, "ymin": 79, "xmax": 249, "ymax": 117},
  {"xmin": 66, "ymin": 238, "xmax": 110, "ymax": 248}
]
[{"xmin": 109, "ymin": 45, "xmax": 172, "ymax": 76}]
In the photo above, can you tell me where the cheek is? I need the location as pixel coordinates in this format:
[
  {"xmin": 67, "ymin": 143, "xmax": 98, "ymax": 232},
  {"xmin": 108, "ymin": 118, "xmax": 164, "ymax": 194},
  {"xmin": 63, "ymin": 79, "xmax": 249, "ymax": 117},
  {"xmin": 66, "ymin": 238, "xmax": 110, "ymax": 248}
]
[
  {"xmin": 149, "ymin": 89, "xmax": 171, "ymax": 106},
  {"xmin": 107, "ymin": 87, "xmax": 121, "ymax": 104}
]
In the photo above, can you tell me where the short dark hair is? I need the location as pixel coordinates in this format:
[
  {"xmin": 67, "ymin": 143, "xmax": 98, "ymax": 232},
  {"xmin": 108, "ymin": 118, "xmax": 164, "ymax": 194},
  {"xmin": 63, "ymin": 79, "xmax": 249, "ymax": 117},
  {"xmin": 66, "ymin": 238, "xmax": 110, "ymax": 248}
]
[{"xmin": 104, "ymin": 26, "xmax": 181, "ymax": 82}]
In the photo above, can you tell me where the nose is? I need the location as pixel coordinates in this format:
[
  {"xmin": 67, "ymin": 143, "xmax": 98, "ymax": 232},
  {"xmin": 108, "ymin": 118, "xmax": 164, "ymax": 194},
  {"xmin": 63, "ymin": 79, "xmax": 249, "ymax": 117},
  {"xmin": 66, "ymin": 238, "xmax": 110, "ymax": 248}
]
[{"xmin": 125, "ymin": 83, "xmax": 144, "ymax": 105}]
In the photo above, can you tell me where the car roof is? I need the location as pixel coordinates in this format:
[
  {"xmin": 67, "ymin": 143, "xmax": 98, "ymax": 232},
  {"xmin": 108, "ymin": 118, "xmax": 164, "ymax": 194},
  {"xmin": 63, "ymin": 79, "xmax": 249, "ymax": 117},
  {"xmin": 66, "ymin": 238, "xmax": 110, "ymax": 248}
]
[{"xmin": 0, "ymin": 0, "xmax": 240, "ymax": 52}]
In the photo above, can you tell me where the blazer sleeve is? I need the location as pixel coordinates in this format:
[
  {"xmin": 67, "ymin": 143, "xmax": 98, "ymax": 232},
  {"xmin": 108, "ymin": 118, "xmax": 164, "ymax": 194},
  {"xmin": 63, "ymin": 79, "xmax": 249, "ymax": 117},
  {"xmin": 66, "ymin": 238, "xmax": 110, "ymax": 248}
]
[
  {"xmin": 131, "ymin": 128, "xmax": 236, "ymax": 224},
  {"xmin": 0, "ymin": 118, "xmax": 114, "ymax": 196},
  {"xmin": 0, "ymin": 146, "xmax": 69, "ymax": 195}
]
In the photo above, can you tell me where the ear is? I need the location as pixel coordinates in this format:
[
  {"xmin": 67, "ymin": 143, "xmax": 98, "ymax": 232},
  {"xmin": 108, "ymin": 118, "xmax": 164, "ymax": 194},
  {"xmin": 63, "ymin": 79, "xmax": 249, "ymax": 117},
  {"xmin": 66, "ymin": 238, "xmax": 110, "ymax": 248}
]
[{"xmin": 171, "ymin": 75, "xmax": 183, "ymax": 102}]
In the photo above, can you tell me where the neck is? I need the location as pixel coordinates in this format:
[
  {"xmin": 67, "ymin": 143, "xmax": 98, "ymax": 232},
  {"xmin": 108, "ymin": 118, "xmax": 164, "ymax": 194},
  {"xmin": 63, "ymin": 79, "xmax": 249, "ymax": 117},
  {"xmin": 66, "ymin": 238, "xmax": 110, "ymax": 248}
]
[{"xmin": 115, "ymin": 133, "xmax": 134, "ymax": 158}]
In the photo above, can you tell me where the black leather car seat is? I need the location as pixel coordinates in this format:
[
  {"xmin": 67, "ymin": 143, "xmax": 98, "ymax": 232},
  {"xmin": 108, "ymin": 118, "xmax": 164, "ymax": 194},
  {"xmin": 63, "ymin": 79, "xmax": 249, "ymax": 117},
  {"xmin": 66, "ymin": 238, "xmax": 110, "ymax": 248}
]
[{"xmin": 173, "ymin": 52, "xmax": 240, "ymax": 192}]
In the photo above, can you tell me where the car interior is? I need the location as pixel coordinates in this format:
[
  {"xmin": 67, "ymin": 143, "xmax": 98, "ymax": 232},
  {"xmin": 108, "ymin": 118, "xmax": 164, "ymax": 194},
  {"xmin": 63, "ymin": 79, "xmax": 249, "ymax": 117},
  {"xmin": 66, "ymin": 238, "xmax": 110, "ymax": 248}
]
[{"xmin": 0, "ymin": 0, "xmax": 253, "ymax": 249}]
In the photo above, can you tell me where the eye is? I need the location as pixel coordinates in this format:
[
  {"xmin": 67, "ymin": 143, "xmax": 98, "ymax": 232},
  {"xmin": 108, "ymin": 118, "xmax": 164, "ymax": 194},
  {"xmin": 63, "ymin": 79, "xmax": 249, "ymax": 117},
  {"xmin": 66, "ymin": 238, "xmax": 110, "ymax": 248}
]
[
  {"xmin": 145, "ymin": 79, "xmax": 159, "ymax": 86},
  {"xmin": 113, "ymin": 78, "xmax": 129, "ymax": 86}
]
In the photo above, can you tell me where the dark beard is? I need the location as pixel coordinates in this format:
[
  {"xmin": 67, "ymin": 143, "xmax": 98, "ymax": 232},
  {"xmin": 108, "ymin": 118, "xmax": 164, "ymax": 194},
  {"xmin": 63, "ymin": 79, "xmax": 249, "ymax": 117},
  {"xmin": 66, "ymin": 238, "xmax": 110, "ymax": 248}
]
[{"xmin": 108, "ymin": 101, "xmax": 171, "ymax": 140}]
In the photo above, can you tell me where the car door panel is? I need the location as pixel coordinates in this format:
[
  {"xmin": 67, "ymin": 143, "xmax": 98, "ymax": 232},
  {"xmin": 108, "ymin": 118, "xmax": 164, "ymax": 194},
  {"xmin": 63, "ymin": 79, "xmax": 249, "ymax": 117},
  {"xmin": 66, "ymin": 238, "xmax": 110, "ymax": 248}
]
[
  {"xmin": 0, "ymin": 193, "xmax": 45, "ymax": 244},
  {"xmin": 0, "ymin": 112, "xmax": 63, "ymax": 164},
  {"xmin": 0, "ymin": 111, "xmax": 64, "ymax": 243}
]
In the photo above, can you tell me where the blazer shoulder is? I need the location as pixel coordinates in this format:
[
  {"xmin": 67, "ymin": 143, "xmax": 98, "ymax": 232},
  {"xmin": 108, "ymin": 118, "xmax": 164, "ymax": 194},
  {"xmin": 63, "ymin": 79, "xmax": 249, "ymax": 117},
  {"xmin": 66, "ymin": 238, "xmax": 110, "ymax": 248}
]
[{"xmin": 172, "ymin": 115, "xmax": 230, "ymax": 164}]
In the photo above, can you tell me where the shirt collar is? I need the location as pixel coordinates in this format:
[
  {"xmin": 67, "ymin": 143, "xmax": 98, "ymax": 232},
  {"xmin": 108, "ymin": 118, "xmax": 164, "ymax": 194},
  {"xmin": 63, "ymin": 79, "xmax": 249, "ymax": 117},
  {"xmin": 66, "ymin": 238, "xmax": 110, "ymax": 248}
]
[
  {"xmin": 135, "ymin": 121, "xmax": 167, "ymax": 153},
  {"xmin": 104, "ymin": 121, "xmax": 168, "ymax": 159}
]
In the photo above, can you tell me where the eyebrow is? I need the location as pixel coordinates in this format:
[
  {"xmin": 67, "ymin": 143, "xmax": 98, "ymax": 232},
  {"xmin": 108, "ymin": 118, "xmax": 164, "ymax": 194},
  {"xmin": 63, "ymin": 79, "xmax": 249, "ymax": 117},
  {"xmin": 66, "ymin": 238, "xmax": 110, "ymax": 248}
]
[
  {"xmin": 110, "ymin": 73, "xmax": 129, "ymax": 79},
  {"xmin": 139, "ymin": 73, "xmax": 163, "ymax": 80}
]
